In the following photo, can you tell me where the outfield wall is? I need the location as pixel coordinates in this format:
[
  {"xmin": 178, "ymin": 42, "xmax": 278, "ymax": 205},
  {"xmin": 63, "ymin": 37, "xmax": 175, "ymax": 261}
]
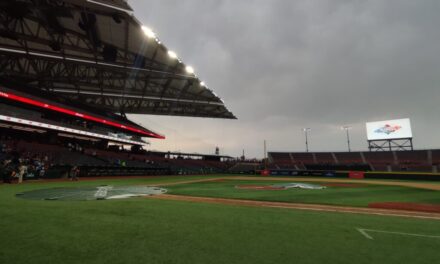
[{"xmin": 364, "ymin": 171, "xmax": 440, "ymax": 181}]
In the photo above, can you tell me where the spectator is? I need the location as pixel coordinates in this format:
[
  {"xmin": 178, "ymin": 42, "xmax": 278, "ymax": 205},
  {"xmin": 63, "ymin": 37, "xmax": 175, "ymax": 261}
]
[
  {"xmin": 39, "ymin": 165, "xmax": 45, "ymax": 178},
  {"xmin": 1, "ymin": 160, "xmax": 11, "ymax": 183}
]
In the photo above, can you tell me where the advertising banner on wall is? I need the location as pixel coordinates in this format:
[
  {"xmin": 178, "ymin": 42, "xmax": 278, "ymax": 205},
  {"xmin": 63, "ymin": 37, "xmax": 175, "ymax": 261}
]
[{"xmin": 366, "ymin": 118, "xmax": 412, "ymax": 140}]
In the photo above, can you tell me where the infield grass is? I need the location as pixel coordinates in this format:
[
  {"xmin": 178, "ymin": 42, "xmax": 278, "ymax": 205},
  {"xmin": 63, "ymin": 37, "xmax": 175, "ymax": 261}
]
[
  {"xmin": 1, "ymin": 175, "xmax": 439, "ymax": 264},
  {"xmin": 167, "ymin": 179, "xmax": 440, "ymax": 207}
]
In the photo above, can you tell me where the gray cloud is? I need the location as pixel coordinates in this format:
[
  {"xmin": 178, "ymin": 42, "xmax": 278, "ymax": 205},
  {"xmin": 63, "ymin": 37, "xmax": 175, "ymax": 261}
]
[{"xmin": 128, "ymin": 0, "xmax": 440, "ymax": 158}]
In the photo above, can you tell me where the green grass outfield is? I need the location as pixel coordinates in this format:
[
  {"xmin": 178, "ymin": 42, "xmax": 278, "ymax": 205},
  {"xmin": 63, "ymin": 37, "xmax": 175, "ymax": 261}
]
[
  {"xmin": 1, "ymin": 175, "xmax": 439, "ymax": 264},
  {"xmin": 167, "ymin": 179, "xmax": 440, "ymax": 207}
]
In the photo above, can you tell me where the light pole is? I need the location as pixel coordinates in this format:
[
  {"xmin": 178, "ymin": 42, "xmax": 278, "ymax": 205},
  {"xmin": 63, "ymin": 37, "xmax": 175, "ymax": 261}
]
[
  {"xmin": 302, "ymin": 128, "xmax": 311, "ymax": 152},
  {"xmin": 263, "ymin": 140, "xmax": 267, "ymax": 170},
  {"xmin": 341, "ymin": 126, "xmax": 352, "ymax": 152}
]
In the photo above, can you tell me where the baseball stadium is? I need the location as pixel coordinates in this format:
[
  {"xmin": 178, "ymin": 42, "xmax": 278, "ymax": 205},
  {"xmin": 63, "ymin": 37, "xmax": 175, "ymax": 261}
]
[{"xmin": 0, "ymin": 1, "xmax": 439, "ymax": 264}]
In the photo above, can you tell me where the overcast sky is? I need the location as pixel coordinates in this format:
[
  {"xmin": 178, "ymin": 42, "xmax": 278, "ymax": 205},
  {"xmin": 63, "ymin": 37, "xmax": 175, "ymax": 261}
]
[{"xmin": 128, "ymin": 0, "xmax": 440, "ymax": 158}]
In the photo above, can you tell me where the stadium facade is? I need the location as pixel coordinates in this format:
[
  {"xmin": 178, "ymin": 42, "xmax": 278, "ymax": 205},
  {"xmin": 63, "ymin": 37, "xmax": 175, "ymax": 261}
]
[
  {"xmin": 0, "ymin": 0, "xmax": 236, "ymax": 177},
  {"xmin": 0, "ymin": 0, "xmax": 235, "ymax": 144}
]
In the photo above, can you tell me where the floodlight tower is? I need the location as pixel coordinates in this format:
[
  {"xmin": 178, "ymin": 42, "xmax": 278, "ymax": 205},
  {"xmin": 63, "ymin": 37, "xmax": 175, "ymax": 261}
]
[
  {"xmin": 302, "ymin": 128, "xmax": 311, "ymax": 152},
  {"xmin": 263, "ymin": 140, "xmax": 267, "ymax": 170},
  {"xmin": 341, "ymin": 126, "xmax": 352, "ymax": 152}
]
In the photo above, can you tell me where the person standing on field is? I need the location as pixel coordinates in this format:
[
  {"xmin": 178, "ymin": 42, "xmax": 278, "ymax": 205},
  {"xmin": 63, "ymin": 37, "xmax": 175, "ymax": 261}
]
[
  {"xmin": 18, "ymin": 163, "xmax": 27, "ymax": 184},
  {"xmin": 71, "ymin": 166, "xmax": 79, "ymax": 181}
]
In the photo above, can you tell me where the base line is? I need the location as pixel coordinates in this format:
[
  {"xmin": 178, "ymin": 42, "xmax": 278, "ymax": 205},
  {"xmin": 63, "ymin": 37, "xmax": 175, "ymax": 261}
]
[{"xmin": 357, "ymin": 228, "xmax": 440, "ymax": 240}]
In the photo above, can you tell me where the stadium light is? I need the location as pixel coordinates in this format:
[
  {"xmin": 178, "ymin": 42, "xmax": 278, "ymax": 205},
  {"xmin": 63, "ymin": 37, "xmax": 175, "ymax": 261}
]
[
  {"xmin": 167, "ymin": 50, "xmax": 178, "ymax": 59},
  {"xmin": 341, "ymin": 126, "xmax": 352, "ymax": 152},
  {"xmin": 141, "ymin": 26, "xmax": 156, "ymax": 39},
  {"xmin": 200, "ymin": 81, "xmax": 206, "ymax": 87},
  {"xmin": 302, "ymin": 128, "xmax": 311, "ymax": 152},
  {"xmin": 185, "ymin": 66, "xmax": 195, "ymax": 74}
]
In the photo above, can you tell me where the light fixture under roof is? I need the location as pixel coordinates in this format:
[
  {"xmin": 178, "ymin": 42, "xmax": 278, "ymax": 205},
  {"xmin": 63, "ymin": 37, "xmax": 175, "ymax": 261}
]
[
  {"xmin": 200, "ymin": 81, "xmax": 206, "ymax": 87},
  {"xmin": 185, "ymin": 66, "xmax": 195, "ymax": 74},
  {"xmin": 141, "ymin": 26, "xmax": 156, "ymax": 38},
  {"xmin": 167, "ymin": 50, "xmax": 178, "ymax": 59}
]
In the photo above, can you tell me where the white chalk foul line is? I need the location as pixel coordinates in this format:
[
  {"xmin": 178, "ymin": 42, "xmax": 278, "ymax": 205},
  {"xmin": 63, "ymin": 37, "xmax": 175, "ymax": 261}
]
[
  {"xmin": 357, "ymin": 228, "xmax": 440, "ymax": 240},
  {"xmin": 357, "ymin": 228, "xmax": 374, "ymax": 240}
]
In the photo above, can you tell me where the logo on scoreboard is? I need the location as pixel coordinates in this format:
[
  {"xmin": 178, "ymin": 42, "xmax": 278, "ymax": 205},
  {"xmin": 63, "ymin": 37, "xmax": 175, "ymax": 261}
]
[{"xmin": 374, "ymin": 124, "xmax": 402, "ymax": 135}]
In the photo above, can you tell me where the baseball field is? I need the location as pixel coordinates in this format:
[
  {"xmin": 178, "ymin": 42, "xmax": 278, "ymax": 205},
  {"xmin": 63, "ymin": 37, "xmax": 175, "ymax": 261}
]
[{"xmin": 1, "ymin": 175, "xmax": 439, "ymax": 264}]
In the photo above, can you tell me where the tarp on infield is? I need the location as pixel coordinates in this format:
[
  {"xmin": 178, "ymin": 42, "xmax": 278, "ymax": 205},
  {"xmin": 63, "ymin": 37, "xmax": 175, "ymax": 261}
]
[
  {"xmin": 16, "ymin": 186, "xmax": 167, "ymax": 201},
  {"xmin": 271, "ymin": 183, "xmax": 326, "ymax": 190}
]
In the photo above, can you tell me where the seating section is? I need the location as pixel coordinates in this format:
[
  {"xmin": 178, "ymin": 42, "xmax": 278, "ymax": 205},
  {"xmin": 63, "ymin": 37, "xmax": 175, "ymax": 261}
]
[
  {"xmin": 291, "ymin": 153, "xmax": 314, "ymax": 164},
  {"xmin": 0, "ymin": 139, "xmax": 236, "ymax": 177},
  {"xmin": 334, "ymin": 152, "xmax": 363, "ymax": 164},
  {"xmin": 396, "ymin": 150, "xmax": 428, "ymax": 164},
  {"xmin": 270, "ymin": 153, "xmax": 292, "ymax": 164},
  {"xmin": 361, "ymin": 152, "xmax": 393, "ymax": 172},
  {"xmin": 362, "ymin": 151, "xmax": 394, "ymax": 164},
  {"xmin": 14, "ymin": 141, "xmax": 106, "ymax": 166},
  {"xmin": 269, "ymin": 152, "xmax": 298, "ymax": 169},
  {"xmin": 314, "ymin": 153, "xmax": 335, "ymax": 164},
  {"xmin": 229, "ymin": 163, "xmax": 261, "ymax": 173},
  {"xmin": 432, "ymin": 150, "xmax": 440, "ymax": 165},
  {"xmin": 84, "ymin": 149, "xmax": 154, "ymax": 168},
  {"xmin": 3, "ymin": 138, "xmax": 439, "ymax": 176},
  {"xmin": 270, "ymin": 150, "xmax": 436, "ymax": 173}
]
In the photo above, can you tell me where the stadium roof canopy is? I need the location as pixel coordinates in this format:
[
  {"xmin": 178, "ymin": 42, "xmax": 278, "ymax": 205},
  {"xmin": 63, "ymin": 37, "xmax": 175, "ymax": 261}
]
[{"xmin": 0, "ymin": 0, "xmax": 236, "ymax": 119}]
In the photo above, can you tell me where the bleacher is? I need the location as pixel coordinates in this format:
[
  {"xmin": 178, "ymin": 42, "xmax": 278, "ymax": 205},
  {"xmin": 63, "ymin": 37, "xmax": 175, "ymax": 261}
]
[
  {"xmin": 431, "ymin": 150, "xmax": 440, "ymax": 172},
  {"xmin": 14, "ymin": 141, "xmax": 106, "ymax": 167},
  {"xmin": 361, "ymin": 151, "xmax": 393, "ymax": 171},
  {"xmin": 269, "ymin": 149, "xmax": 439, "ymax": 173},
  {"xmin": 270, "ymin": 152, "xmax": 292, "ymax": 164},
  {"xmin": 432, "ymin": 150, "xmax": 440, "ymax": 163},
  {"xmin": 334, "ymin": 152, "xmax": 364, "ymax": 164},
  {"xmin": 1, "ymin": 138, "xmax": 240, "ymax": 178},
  {"xmin": 396, "ymin": 150, "xmax": 428, "ymax": 164},
  {"xmin": 228, "ymin": 162, "xmax": 261, "ymax": 174},
  {"xmin": 291, "ymin": 153, "xmax": 314, "ymax": 164},
  {"xmin": 314, "ymin": 153, "xmax": 335, "ymax": 164}
]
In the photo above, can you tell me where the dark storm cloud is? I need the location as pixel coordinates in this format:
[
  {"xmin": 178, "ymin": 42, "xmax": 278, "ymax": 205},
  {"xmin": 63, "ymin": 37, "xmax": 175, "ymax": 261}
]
[{"xmin": 128, "ymin": 0, "xmax": 440, "ymax": 157}]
